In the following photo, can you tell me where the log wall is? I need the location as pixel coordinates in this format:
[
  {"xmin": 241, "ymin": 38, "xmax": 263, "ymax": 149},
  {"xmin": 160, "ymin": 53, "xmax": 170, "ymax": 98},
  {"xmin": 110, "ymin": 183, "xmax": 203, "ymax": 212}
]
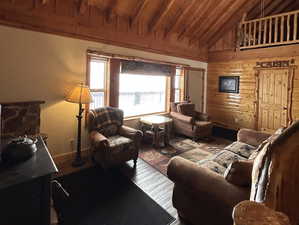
[{"xmin": 207, "ymin": 55, "xmax": 299, "ymax": 130}]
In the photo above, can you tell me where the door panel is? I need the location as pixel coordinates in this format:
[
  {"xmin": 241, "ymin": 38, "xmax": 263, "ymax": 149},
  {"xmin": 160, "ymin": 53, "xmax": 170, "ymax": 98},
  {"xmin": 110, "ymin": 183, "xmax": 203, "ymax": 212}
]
[
  {"xmin": 187, "ymin": 69, "xmax": 204, "ymax": 112},
  {"xmin": 258, "ymin": 69, "xmax": 289, "ymax": 133}
]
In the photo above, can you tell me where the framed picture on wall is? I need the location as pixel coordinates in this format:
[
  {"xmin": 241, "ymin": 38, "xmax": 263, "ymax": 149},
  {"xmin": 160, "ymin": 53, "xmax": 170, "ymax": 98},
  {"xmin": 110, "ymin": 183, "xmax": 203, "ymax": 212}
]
[{"xmin": 219, "ymin": 76, "xmax": 240, "ymax": 93}]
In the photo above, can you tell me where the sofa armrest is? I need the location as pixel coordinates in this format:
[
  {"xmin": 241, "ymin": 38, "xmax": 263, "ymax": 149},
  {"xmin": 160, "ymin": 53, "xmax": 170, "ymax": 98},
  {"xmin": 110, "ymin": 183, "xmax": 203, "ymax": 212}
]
[
  {"xmin": 90, "ymin": 130, "xmax": 109, "ymax": 148},
  {"xmin": 167, "ymin": 157, "xmax": 249, "ymax": 205},
  {"xmin": 237, "ymin": 129, "xmax": 271, "ymax": 147},
  {"xmin": 170, "ymin": 112, "xmax": 193, "ymax": 124},
  {"xmin": 195, "ymin": 111, "xmax": 210, "ymax": 121},
  {"xmin": 119, "ymin": 125, "xmax": 143, "ymax": 144}
]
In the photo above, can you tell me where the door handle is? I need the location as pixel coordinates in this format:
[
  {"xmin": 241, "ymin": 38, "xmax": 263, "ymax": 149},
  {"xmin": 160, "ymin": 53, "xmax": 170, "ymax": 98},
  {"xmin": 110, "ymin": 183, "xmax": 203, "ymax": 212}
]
[{"xmin": 283, "ymin": 107, "xmax": 288, "ymax": 110}]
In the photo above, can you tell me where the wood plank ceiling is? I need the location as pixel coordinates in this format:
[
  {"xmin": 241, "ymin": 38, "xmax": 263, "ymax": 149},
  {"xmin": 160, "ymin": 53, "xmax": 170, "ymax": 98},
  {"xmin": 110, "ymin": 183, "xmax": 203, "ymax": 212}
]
[{"xmin": 0, "ymin": 0, "xmax": 298, "ymax": 61}]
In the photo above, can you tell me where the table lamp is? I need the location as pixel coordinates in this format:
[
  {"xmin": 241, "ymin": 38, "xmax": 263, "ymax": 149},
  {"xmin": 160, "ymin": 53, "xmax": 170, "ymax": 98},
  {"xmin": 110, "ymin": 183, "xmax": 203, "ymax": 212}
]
[{"xmin": 65, "ymin": 83, "xmax": 93, "ymax": 167}]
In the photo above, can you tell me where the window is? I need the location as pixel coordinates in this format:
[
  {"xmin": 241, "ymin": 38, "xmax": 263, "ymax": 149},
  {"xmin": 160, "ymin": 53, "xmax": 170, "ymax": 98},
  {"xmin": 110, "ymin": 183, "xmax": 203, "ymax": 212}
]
[
  {"xmin": 174, "ymin": 68, "xmax": 184, "ymax": 102},
  {"xmin": 119, "ymin": 73, "xmax": 167, "ymax": 117},
  {"xmin": 88, "ymin": 57, "xmax": 108, "ymax": 109}
]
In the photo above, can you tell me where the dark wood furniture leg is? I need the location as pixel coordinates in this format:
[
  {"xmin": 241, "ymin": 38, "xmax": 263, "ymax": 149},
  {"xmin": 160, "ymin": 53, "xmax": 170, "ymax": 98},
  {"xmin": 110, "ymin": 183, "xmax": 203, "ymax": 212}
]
[{"xmin": 153, "ymin": 125, "xmax": 160, "ymax": 149}]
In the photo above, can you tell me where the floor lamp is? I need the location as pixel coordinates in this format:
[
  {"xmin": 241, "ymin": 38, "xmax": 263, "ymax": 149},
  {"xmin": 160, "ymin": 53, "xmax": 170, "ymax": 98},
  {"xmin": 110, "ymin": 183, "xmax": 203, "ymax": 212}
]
[{"xmin": 65, "ymin": 83, "xmax": 92, "ymax": 167}]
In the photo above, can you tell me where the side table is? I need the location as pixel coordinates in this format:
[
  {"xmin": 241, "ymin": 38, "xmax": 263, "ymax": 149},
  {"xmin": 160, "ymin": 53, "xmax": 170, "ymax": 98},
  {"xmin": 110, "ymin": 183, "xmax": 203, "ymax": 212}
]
[
  {"xmin": 233, "ymin": 200, "xmax": 290, "ymax": 225},
  {"xmin": 140, "ymin": 115, "xmax": 173, "ymax": 150}
]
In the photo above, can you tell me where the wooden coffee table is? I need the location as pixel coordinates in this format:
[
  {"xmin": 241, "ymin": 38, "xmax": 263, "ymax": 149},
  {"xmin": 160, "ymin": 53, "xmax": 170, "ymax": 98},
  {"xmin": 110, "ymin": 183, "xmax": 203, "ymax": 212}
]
[{"xmin": 140, "ymin": 115, "xmax": 173, "ymax": 150}]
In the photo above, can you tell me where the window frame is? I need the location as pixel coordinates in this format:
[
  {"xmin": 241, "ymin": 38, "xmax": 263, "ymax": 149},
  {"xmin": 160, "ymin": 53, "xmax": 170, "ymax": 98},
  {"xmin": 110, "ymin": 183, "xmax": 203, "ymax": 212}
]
[
  {"xmin": 86, "ymin": 54, "xmax": 109, "ymax": 112},
  {"xmin": 118, "ymin": 73, "xmax": 169, "ymax": 118},
  {"xmin": 174, "ymin": 67, "xmax": 185, "ymax": 102}
]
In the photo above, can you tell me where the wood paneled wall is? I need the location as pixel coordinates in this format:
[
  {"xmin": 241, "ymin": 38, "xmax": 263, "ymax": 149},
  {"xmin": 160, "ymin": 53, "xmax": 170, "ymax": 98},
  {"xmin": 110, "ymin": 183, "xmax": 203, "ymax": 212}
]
[{"xmin": 207, "ymin": 56, "xmax": 299, "ymax": 130}]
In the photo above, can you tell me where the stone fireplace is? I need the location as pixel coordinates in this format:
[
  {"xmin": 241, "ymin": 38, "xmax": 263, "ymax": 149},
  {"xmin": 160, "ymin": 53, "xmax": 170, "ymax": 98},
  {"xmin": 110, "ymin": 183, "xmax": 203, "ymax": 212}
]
[{"xmin": 0, "ymin": 101, "xmax": 45, "ymax": 138}]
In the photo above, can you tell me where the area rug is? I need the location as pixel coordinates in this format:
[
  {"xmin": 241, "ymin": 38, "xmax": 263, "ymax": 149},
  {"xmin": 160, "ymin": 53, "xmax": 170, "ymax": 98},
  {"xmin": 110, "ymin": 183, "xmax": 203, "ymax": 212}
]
[
  {"xmin": 56, "ymin": 167, "xmax": 175, "ymax": 225},
  {"xmin": 139, "ymin": 137, "xmax": 231, "ymax": 175}
]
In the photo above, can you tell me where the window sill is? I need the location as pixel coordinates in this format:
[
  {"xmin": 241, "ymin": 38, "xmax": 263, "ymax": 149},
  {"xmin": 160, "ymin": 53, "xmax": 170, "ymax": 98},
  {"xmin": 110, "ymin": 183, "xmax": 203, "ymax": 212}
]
[{"xmin": 124, "ymin": 112, "xmax": 169, "ymax": 121}]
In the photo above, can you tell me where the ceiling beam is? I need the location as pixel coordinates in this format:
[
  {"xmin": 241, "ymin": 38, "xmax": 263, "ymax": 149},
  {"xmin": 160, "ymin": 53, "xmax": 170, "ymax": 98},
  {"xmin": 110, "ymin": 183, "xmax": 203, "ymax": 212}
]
[
  {"xmin": 79, "ymin": 0, "xmax": 89, "ymax": 15},
  {"xmin": 177, "ymin": 0, "xmax": 215, "ymax": 40},
  {"xmin": 106, "ymin": 0, "xmax": 118, "ymax": 23},
  {"xmin": 164, "ymin": 0, "xmax": 196, "ymax": 38},
  {"xmin": 207, "ymin": 0, "xmax": 260, "ymax": 48},
  {"xmin": 130, "ymin": 0, "xmax": 149, "ymax": 27},
  {"xmin": 149, "ymin": 0, "xmax": 176, "ymax": 32},
  {"xmin": 184, "ymin": 0, "xmax": 234, "ymax": 42},
  {"xmin": 195, "ymin": 0, "xmax": 248, "ymax": 45}
]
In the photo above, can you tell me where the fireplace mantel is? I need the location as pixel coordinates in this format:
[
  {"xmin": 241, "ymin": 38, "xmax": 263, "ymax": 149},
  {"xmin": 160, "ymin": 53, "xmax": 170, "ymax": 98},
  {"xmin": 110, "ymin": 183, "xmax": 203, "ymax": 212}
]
[{"xmin": 0, "ymin": 100, "xmax": 45, "ymax": 106}]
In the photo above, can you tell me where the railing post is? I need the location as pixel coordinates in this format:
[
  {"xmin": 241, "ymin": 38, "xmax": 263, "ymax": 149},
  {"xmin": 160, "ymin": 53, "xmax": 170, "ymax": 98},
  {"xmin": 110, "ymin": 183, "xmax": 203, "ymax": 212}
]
[
  {"xmin": 253, "ymin": 21, "xmax": 257, "ymax": 45},
  {"xmin": 287, "ymin": 14, "xmax": 290, "ymax": 41},
  {"xmin": 269, "ymin": 18, "xmax": 272, "ymax": 44},
  {"xmin": 239, "ymin": 10, "xmax": 299, "ymax": 49},
  {"xmin": 275, "ymin": 16, "xmax": 278, "ymax": 43},
  {"xmin": 259, "ymin": 20, "xmax": 262, "ymax": 45},
  {"xmin": 280, "ymin": 16, "xmax": 284, "ymax": 42},
  {"xmin": 263, "ymin": 19, "xmax": 267, "ymax": 44},
  {"xmin": 294, "ymin": 13, "xmax": 298, "ymax": 41}
]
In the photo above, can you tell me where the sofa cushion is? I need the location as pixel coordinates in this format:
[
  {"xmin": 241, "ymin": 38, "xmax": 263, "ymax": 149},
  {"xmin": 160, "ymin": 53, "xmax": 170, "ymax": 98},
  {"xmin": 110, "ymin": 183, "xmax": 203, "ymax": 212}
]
[
  {"xmin": 98, "ymin": 124, "xmax": 119, "ymax": 137},
  {"xmin": 225, "ymin": 141, "xmax": 256, "ymax": 158},
  {"xmin": 107, "ymin": 135, "xmax": 134, "ymax": 154},
  {"xmin": 177, "ymin": 103, "xmax": 195, "ymax": 116},
  {"xmin": 198, "ymin": 160, "xmax": 227, "ymax": 175},
  {"xmin": 197, "ymin": 150, "xmax": 247, "ymax": 175},
  {"xmin": 211, "ymin": 150, "xmax": 247, "ymax": 168}
]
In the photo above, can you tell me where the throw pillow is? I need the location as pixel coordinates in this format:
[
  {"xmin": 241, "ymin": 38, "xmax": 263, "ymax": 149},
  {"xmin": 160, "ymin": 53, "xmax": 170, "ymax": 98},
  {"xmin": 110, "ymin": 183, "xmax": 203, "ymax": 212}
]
[{"xmin": 224, "ymin": 160, "xmax": 253, "ymax": 187}]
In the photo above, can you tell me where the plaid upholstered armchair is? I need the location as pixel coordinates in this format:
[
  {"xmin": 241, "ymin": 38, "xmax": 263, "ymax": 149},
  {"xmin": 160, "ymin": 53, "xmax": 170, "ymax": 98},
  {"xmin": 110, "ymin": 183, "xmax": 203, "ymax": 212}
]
[{"xmin": 88, "ymin": 107, "xmax": 143, "ymax": 168}]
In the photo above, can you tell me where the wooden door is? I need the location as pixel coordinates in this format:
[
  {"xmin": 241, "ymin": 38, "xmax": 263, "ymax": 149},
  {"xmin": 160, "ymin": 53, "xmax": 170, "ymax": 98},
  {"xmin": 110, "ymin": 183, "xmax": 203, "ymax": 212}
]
[
  {"xmin": 186, "ymin": 68, "xmax": 205, "ymax": 112},
  {"xmin": 257, "ymin": 69, "xmax": 289, "ymax": 133}
]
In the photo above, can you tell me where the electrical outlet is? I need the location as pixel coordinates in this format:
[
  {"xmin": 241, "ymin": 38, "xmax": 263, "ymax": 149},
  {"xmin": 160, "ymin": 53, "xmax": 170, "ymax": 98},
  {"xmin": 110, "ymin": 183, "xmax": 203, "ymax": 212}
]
[{"xmin": 70, "ymin": 139, "xmax": 75, "ymax": 151}]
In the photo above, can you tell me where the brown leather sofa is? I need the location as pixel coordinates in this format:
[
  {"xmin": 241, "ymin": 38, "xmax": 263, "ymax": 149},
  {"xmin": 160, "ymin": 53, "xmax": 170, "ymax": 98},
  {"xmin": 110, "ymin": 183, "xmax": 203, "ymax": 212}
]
[
  {"xmin": 170, "ymin": 102, "xmax": 213, "ymax": 140},
  {"xmin": 88, "ymin": 107, "xmax": 143, "ymax": 168},
  {"xmin": 167, "ymin": 122, "xmax": 299, "ymax": 225}
]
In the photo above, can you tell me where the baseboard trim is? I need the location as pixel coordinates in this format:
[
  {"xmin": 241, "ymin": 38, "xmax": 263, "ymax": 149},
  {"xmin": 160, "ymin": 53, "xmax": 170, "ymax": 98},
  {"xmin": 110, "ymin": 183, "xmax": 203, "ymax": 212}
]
[{"xmin": 53, "ymin": 148, "xmax": 90, "ymax": 165}]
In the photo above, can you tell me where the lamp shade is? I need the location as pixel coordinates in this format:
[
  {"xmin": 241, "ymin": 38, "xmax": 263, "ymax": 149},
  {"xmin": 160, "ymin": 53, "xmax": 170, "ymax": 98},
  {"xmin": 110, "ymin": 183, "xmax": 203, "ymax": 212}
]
[{"xmin": 65, "ymin": 84, "xmax": 93, "ymax": 104}]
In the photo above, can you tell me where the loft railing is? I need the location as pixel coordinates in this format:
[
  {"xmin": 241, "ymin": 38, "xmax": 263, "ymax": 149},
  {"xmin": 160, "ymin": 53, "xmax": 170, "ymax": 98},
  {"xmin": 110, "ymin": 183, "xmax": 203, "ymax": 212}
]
[{"xmin": 239, "ymin": 10, "xmax": 299, "ymax": 49}]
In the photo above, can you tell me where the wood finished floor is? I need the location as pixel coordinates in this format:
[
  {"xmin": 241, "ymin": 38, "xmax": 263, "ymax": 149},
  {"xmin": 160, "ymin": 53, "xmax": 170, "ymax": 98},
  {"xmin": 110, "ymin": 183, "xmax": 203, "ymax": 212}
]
[
  {"xmin": 55, "ymin": 156, "xmax": 188, "ymax": 225},
  {"xmin": 120, "ymin": 159, "xmax": 188, "ymax": 225}
]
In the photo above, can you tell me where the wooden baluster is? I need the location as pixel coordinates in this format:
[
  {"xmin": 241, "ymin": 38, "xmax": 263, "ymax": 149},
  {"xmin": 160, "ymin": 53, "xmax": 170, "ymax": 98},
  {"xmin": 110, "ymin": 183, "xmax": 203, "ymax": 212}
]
[
  {"xmin": 280, "ymin": 16, "xmax": 284, "ymax": 42},
  {"xmin": 263, "ymin": 19, "xmax": 267, "ymax": 44},
  {"xmin": 275, "ymin": 16, "xmax": 278, "ymax": 43},
  {"xmin": 240, "ymin": 23, "xmax": 244, "ymax": 47},
  {"xmin": 249, "ymin": 22, "xmax": 252, "ymax": 46},
  {"xmin": 269, "ymin": 18, "xmax": 272, "ymax": 44},
  {"xmin": 259, "ymin": 20, "xmax": 262, "ymax": 45},
  {"xmin": 294, "ymin": 13, "xmax": 298, "ymax": 41},
  {"xmin": 287, "ymin": 14, "xmax": 290, "ymax": 41},
  {"xmin": 244, "ymin": 22, "xmax": 247, "ymax": 47},
  {"xmin": 254, "ymin": 21, "xmax": 257, "ymax": 45}
]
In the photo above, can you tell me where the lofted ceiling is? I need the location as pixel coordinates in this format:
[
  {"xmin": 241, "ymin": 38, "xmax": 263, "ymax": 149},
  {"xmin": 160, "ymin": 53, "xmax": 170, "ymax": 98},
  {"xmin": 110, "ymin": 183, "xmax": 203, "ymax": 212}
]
[{"xmin": 0, "ymin": 0, "xmax": 298, "ymax": 61}]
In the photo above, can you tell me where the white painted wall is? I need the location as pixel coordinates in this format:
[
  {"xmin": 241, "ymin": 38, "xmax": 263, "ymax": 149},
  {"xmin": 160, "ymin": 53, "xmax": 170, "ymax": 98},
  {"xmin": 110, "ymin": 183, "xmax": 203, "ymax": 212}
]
[{"xmin": 0, "ymin": 25, "xmax": 207, "ymax": 157}]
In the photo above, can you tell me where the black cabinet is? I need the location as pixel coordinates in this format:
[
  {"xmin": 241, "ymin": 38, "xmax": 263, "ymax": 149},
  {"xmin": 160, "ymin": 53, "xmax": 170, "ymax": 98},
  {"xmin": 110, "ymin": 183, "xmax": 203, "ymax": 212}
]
[{"xmin": 0, "ymin": 136, "xmax": 58, "ymax": 225}]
